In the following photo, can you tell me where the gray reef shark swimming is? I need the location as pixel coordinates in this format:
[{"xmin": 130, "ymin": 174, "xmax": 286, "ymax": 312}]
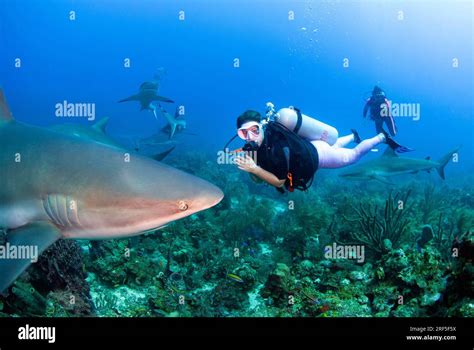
[
  {"xmin": 118, "ymin": 81, "xmax": 174, "ymax": 111},
  {"xmin": 155, "ymin": 104, "xmax": 187, "ymax": 140},
  {"xmin": 339, "ymin": 146, "xmax": 459, "ymax": 184},
  {"xmin": 0, "ymin": 89, "xmax": 223, "ymax": 293},
  {"xmin": 51, "ymin": 117, "xmax": 175, "ymax": 161}
]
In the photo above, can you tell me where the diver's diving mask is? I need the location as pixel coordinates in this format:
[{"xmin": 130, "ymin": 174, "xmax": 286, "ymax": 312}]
[{"xmin": 237, "ymin": 122, "xmax": 262, "ymax": 141}]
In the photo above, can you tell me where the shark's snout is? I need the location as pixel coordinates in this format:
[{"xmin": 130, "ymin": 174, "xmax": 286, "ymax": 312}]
[{"xmin": 190, "ymin": 183, "xmax": 224, "ymax": 212}]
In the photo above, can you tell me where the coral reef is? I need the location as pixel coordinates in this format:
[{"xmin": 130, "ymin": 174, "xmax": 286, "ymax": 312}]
[
  {"xmin": 1, "ymin": 152, "xmax": 472, "ymax": 318},
  {"xmin": 341, "ymin": 191, "xmax": 413, "ymax": 257},
  {"xmin": 1, "ymin": 240, "xmax": 92, "ymax": 316}
]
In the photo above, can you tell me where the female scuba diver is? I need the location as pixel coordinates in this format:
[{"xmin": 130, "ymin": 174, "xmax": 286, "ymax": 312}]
[{"xmin": 232, "ymin": 103, "xmax": 412, "ymax": 193}]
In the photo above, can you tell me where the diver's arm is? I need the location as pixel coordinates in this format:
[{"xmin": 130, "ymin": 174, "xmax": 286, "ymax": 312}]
[
  {"xmin": 250, "ymin": 166, "xmax": 286, "ymax": 188},
  {"xmin": 384, "ymin": 98, "xmax": 392, "ymax": 118},
  {"xmin": 235, "ymin": 155, "xmax": 285, "ymax": 188},
  {"xmin": 363, "ymin": 99, "xmax": 370, "ymax": 117},
  {"xmin": 249, "ymin": 173, "xmax": 263, "ymax": 183}
]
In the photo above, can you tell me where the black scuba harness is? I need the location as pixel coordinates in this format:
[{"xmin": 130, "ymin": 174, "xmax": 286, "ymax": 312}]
[
  {"xmin": 223, "ymin": 106, "xmax": 318, "ymax": 193},
  {"xmin": 264, "ymin": 107, "xmax": 317, "ymax": 193}
]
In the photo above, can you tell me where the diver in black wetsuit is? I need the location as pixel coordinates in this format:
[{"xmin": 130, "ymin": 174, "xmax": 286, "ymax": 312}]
[
  {"xmin": 232, "ymin": 109, "xmax": 411, "ymax": 193},
  {"xmin": 363, "ymin": 86, "xmax": 397, "ymax": 136}
]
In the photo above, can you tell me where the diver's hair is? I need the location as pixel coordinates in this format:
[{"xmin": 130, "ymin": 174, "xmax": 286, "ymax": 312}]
[{"xmin": 236, "ymin": 110, "xmax": 262, "ymax": 128}]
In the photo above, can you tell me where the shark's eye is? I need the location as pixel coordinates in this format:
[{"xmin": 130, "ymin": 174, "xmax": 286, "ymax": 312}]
[{"xmin": 178, "ymin": 201, "xmax": 189, "ymax": 211}]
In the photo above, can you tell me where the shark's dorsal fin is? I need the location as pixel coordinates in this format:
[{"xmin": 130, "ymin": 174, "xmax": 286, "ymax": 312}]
[
  {"xmin": 0, "ymin": 89, "xmax": 13, "ymax": 122},
  {"xmin": 382, "ymin": 147, "xmax": 398, "ymax": 157},
  {"xmin": 92, "ymin": 117, "xmax": 110, "ymax": 134}
]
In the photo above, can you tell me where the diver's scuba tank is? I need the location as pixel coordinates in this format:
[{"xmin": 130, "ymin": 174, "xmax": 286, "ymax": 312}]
[{"xmin": 264, "ymin": 103, "xmax": 338, "ymax": 145}]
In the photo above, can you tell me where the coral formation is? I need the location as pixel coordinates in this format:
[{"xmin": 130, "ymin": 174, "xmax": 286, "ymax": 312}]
[{"xmin": 1, "ymin": 153, "xmax": 472, "ymax": 318}]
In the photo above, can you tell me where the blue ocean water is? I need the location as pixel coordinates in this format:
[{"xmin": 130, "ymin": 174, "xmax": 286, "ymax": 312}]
[
  {"xmin": 0, "ymin": 0, "xmax": 472, "ymax": 168},
  {"xmin": 1, "ymin": 1, "xmax": 474, "ymax": 323}
]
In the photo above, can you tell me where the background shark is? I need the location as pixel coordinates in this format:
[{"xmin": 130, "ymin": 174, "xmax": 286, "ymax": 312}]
[
  {"xmin": 156, "ymin": 104, "xmax": 187, "ymax": 140},
  {"xmin": 50, "ymin": 117, "xmax": 175, "ymax": 161},
  {"xmin": 0, "ymin": 89, "xmax": 223, "ymax": 293},
  {"xmin": 119, "ymin": 81, "xmax": 174, "ymax": 111},
  {"xmin": 339, "ymin": 146, "xmax": 459, "ymax": 184}
]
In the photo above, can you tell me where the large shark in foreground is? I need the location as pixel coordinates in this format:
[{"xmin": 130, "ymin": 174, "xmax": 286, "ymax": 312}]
[
  {"xmin": 0, "ymin": 90, "xmax": 223, "ymax": 293},
  {"xmin": 339, "ymin": 146, "xmax": 459, "ymax": 183}
]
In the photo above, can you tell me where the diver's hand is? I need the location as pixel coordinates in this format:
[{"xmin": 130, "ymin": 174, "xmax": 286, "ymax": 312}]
[{"xmin": 235, "ymin": 154, "xmax": 258, "ymax": 173}]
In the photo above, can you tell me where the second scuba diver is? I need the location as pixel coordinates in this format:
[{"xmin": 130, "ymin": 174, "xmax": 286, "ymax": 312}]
[
  {"xmin": 363, "ymin": 86, "xmax": 397, "ymax": 136},
  {"xmin": 232, "ymin": 103, "xmax": 412, "ymax": 193}
]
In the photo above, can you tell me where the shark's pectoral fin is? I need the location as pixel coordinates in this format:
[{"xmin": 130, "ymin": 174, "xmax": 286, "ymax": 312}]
[
  {"xmin": 151, "ymin": 146, "xmax": 176, "ymax": 161},
  {"xmin": 0, "ymin": 222, "xmax": 61, "ymax": 294},
  {"xmin": 118, "ymin": 94, "xmax": 140, "ymax": 103},
  {"xmin": 152, "ymin": 94, "xmax": 174, "ymax": 103},
  {"xmin": 371, "ymin": 175, "xmax": 395, "ymax": 185}
]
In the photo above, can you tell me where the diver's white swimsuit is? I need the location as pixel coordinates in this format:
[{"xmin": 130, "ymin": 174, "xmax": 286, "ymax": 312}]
[{"xmin": 275, "ymin": 107, "xmax": 384, "ymax": 169}]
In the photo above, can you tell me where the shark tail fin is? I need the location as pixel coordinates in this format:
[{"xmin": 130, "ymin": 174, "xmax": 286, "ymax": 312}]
[
  {"xmin": 0, "ymin": 89, "xmax": 13, "ymax": 122},
  {"xmin": 92, "ymin": 117, "xmax": 110, "ymax": 134},
  {"xmin": 436, "ymin": 146, "xmax": 461, "ymax": 180},
  {"xmin": 0, "ymin": 222, "xmax": 61, "ymax": 294}
]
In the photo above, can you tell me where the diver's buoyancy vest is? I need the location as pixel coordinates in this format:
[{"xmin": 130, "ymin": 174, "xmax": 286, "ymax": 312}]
[
  {"xmin": 264, "ymin": 121, "xmax": 319, "ymax": 193},
  {"xmin": 369, "ymin": 95, "xmax": 387, "ymax": 118}
]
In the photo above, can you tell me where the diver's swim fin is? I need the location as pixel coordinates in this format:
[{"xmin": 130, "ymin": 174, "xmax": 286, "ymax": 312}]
[
  {"xmin": 382, "ymin": 131, "xmax": 414, "ymax": 153},
  {"xmin": 351, "ymin": 129, "xmax": 361, "ymax": 144},
  {"xmin": 0, "ymin": 222, "xmax": 61, "ymax": 294}
]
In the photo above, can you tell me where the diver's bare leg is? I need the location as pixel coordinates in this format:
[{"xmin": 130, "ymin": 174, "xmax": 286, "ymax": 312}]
[
  {"xmin": 312, "ymin": 134, "xmax": 385, "ymax": 169},
  {"xmin": 333, "ymin": 134, "xmax": 355, "ymax": 149}
]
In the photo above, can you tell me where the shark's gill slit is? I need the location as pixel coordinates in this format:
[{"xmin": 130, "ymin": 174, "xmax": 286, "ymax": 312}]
[
  {"xmin": 60, "ymin": 195, "xmax": 72, "ymax": 227},
  {"xmin": 42, "ymin": 196, "xmax": 55, "ymax": 224},
  {"xmin": 48, "ymin": 195, "xmax": 62, "ymax": 226},
  {"xmin": 52, "ymin": 195, "xmax": 66, "ymax": 227},
  {"xmin": 43, "ymin": 194, "xmax": 80, "ymax": 228}
]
